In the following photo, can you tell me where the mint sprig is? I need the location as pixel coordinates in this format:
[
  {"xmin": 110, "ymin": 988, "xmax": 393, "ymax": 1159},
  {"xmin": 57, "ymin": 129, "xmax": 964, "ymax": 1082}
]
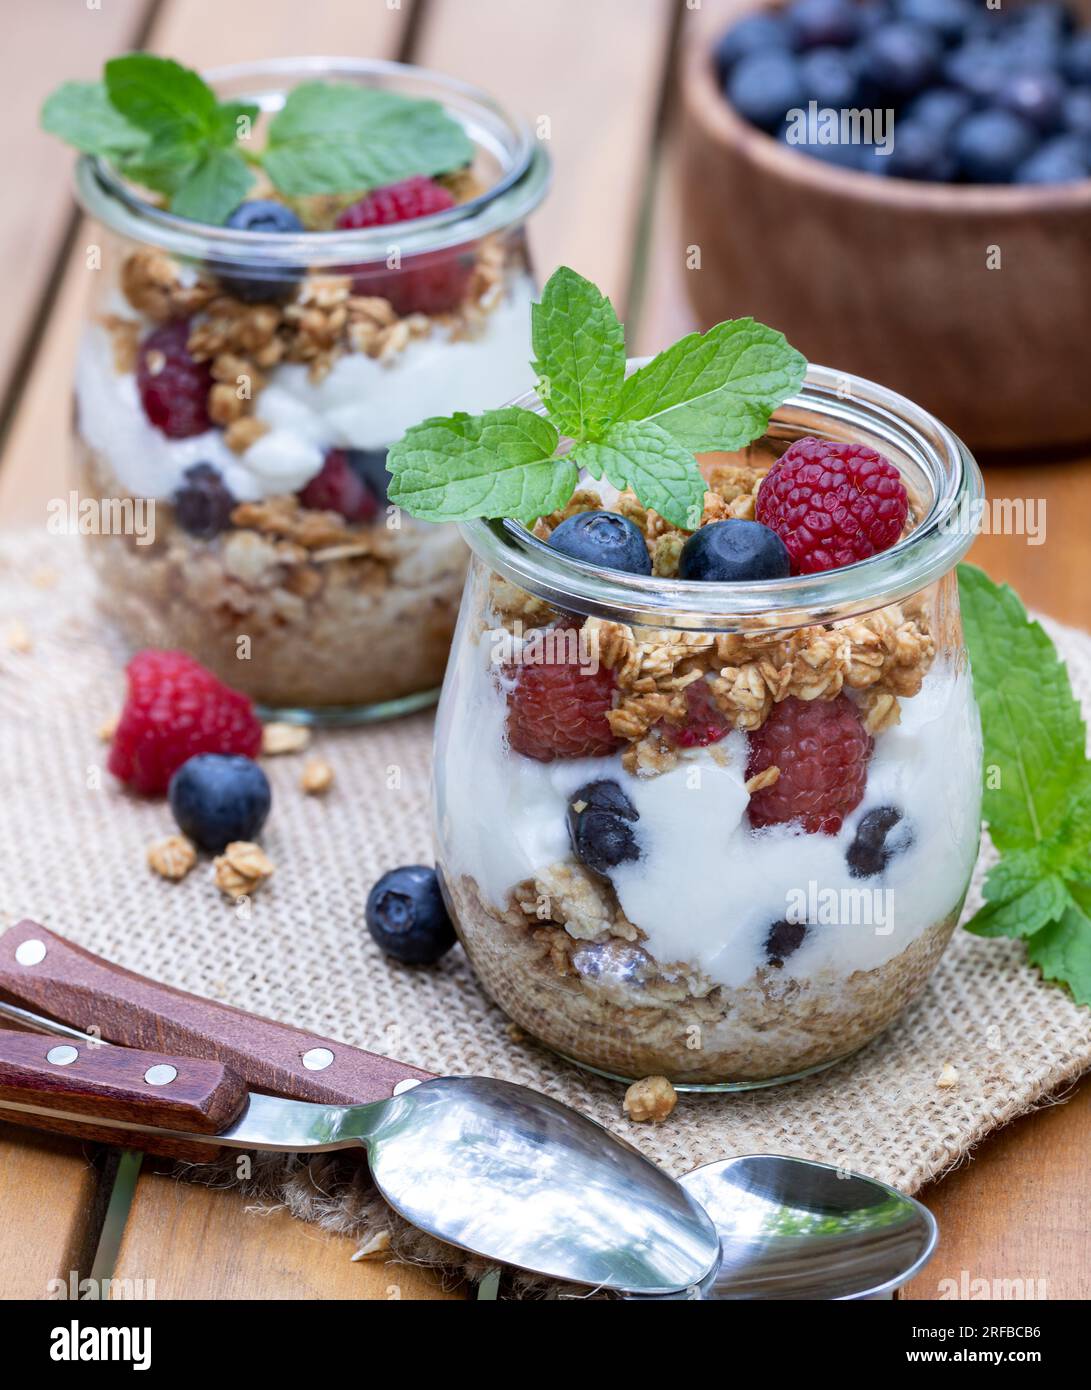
[
  {"xmin": 388, "ymin": 266, "xmax": 806, "ymax": 530},
  {"xmin": 959, "ymin": 563, "xmax": 1091, "ymax": 1005},
  {"xmin": 40, "ymin": 54, "xmax": 472, "ymax": 225}
]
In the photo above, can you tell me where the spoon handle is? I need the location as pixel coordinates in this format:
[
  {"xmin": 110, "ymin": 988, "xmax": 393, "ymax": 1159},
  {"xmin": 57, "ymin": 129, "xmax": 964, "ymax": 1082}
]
[
  {"xmin": 0, "ymin": 920, "xmax": 435, "ymax": 1106},
  {"xmin": 0, "ymin": 1026, "xmax": 247, "ymax": 1160}
]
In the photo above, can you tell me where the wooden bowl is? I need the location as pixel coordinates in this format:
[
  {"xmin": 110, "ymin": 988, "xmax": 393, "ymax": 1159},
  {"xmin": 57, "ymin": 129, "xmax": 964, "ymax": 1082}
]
[{"xmin": 678, "ymin": 0, "xmax": 1091, "ymax": 454}]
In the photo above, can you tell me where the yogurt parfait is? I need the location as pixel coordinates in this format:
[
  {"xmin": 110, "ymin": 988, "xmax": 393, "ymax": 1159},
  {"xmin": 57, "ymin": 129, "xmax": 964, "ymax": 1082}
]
[
  {"xmin": 391, "ymin": 268, "xmax": 985, "ymax": 1087},
  {"xmin": 47, "ymin": 56, "xmax": 550, "ymax": 719}
]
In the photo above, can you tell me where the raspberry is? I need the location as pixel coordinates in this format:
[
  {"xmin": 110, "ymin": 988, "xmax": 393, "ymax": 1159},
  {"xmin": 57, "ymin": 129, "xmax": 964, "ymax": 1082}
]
[
  {"xmin": 746, "ymin": 695, "xmax": 872, "ymax": 835},
  {"xmin": 662, "ymin": 679, "xmax": 730, "ymax": 748},
  {"xmin": 335, "ymin": 176, "xmax": 473, "ymax": 315},
  {"xmin": 298, "ymin": 449, "xmax": 380, "ymax": 523},
  {"xmin": 136, "ymin": 320, "xmax": 213, "ymax": 439},
  {"xmin": 506, "ymin": 658, "xmax": 621, "ymax": 763},
  {"xmin": 108, "ymin": 650, "xmax": 263, "ymax": 795},
  {"xmin": 756, "ymin": 438, "xmax": 909, "ymax": 575}
]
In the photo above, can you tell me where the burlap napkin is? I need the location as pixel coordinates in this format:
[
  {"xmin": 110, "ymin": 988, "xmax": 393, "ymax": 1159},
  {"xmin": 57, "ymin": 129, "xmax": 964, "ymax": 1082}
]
[{"xmin": 2, "ymin": 529, "xmax": 1089, "ymax": 1293}]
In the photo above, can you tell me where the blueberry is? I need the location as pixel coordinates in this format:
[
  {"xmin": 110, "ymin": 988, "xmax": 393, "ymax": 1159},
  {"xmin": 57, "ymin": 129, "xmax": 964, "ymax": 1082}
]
[
  {"xmin": 944, "ymin": 42, "xmax": 1013, "ymax": 104},
  {"xmin": 678, "ymin": 520, "xmax": 791, "ymax": 582},
  {"xmin": 862, "ymin": 21, "xmax": 943, "ymax": 99},
  {"xmin": 781, "ymin": 121, "xmax": 870, "ymax": 170},
  {"xmin": 714, "ymin": 12, "xmax": 791, "ymax": 81},
  {"xmin": 997, "ymin": 70, "xmax": 1066, "ymax": 134},
  {"xmin": 955, "ymin": 108, "xmax": 1040, "ymax": 183},
  {"xmin": 893, "ymin": 0, "xmax": 975, "ymax": 47},
  {"xmin": 1064, "ymin": 88, "xmax": 1091, "ymax": 141},
  {"xmin": 567, "ymin": 780, "xmax": 640, "ymax": 878},
  {"xmin": 365, "ymin": 865, "xmax": 456, "ymax": 965},
  {"xmin": 548, "ymin": 510, "xmax": 652, "ymax": 575},
  {"xmin": 846, "ymin": 806, "xmax": 913, "ymax": 879},
  {"xmin": 765, "ymin": 918, "xmax": 808, "ymax": 967},
  {"xmin": 728, "ymin": 50, "xmax": 808, "ymax": 132},
  {"xmin": 345, "ymin": 447, "xmax": 392, "ymax": 504},
  {"xmin": 885, "ymin": 120, "xmax": 957, "ymax": 180},
  {"xmin": 799, "ymin": 46, "xmax": 865, "ymax": 108},
  {"xmin": 904, "ymin": 87, "xmax": 974, "ymax": 136},
  {"xmin": 168, "ymin": 754, "xmax": 271, "ymax": 853},
  {"xmin": 172, "ymin": 462, "xmax": 236, "ymax": 539},
  {"xmin": 217, "ymin": 199, "xmax": 306, "ymax": 303},
  {"xmin": 1064, "ymin": 30, "xmax": 1091, "ymax": 85},
  {"xmin": 787, "ymin": 0, "xmax": 862, "ymax": 50},
  {"xmin": 1015, "ymin": 134, "xmax": 1090, "ymax": 184}
]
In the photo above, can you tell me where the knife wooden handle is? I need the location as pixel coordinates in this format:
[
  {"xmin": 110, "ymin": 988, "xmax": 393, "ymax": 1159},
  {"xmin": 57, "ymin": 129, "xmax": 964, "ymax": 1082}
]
[
  {"xmin": 0, "ymin": 920, "xmax": 435, "ymax": 1106},
  {"xmin": 0, "ymin": 1026, "xmax": 245, "ymax": 1161}
]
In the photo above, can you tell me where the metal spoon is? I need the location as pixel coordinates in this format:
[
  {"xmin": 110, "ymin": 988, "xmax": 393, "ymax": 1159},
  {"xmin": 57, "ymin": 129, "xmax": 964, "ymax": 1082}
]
[
  {"xmin": 0, "ymin": 1040, "xmax": 721, "ymax": 1296},
  {"xmin": 626, "ymin": 1154, "xmax": 937, "ymax": 1300}
]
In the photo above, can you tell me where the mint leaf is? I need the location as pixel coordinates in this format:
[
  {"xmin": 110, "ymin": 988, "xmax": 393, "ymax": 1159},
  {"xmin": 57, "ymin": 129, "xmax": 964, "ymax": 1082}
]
[
  {"xmin": 966, "ymin": 874, "xmax": 1069, "ymax": 939},
  {"xmin": 1025, "ymin": 888, "xmax": 1091, "ymax": 1006},
  {"xmin": 262, "ymin": 83, "xmax": 473, "ymax": 196},
  {"xmin": 531, "ymin": 268, "xmax": 625, "ymax": 442},
  {"xmin": 615, "ymin": 319, "xmax": 806, "ymax": 452},
  {"xmin": 170, "ymin": 145, "xmax": 254, "ymax": 224},
  {"xmin": 958, "ymin": 564, "xmax": 1087, "ymax": 852},
  {"xmin": 572, "ymin": 421, "xmax": 707, "ymax": 530},
  {"xmin": 105, "ymin": 54, "xmax": 218, "ymax": 145},
  {"xmin": 40, "ymin": 81, "xmax": 148, "ymax": 156},
  {"xmin": 387, "ymin": 410, "xmax": 576, "ymax": 525}
]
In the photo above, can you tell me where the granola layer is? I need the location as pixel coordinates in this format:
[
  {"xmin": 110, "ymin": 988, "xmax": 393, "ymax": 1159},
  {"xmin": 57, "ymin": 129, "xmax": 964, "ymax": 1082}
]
[
  {"xmin": 78, "ymin": 445, "xmax": 466, "ymax": 709},
  {"xmin": 447, "ymin": 870, "xmax": 963, "ymax": 1085}
]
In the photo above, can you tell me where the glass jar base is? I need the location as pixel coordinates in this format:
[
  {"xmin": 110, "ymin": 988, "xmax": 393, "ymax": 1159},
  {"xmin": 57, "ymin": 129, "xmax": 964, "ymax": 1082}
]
[
  {"xmin": 256, "ymin": 686, "xmax": 439, "ymax": 728},
  {"xmin": 555, "ymin": 1047, "xmax": 860, "ymax": 1094}
]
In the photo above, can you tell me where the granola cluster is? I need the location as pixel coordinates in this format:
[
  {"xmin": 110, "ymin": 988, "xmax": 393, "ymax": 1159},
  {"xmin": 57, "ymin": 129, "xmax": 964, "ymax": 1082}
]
[
  {"xmin": 490, "ymin": 455, "xmax": 936, "ymax": 775},
  {"xmin": 112, "ymin": 237, "xmax": 508, "ymax": 452}
]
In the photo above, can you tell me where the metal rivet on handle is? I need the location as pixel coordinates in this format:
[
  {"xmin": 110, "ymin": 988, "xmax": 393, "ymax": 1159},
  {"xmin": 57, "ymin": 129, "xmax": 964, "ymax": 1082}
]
[
  {"xmin": 46, "ymin": 1045, "xmax": 79, "ymax": 1066},
  {"xmin": 144, "ymin": 1065, "xmax": 178, "ymax": 1086},
  {"xmin": 392, "ymin": 1079, "xmax": 421, "ymax": 1096},
  {"xmin": 301, "ymin": 1047, "xmax": 334, "ymax": 1072},
  {"xmin": 15, "ymin": 939, "xmax": 46, "ymax": 966}
]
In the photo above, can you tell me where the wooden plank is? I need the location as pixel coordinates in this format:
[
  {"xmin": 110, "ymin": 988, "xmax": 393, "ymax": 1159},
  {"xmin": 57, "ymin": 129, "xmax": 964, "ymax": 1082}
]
[
  {"xmin": 411, "ymin": 0, "xmax": 677, "ymax": 312},
  {"xmin": 902, "ymin": 1077, "xmax": 1090, "ymax": 1301},
  {"xmin": 0, "ymin": 0, "xmax": 413, "ymax": 527},
  {"xmin": 0, "ymin": 1122, "xmax": 107, "ymax": 1299},
  {"xmin": 112, "ymin": 1167, "xmax": 467, "ymax": 1300},
  {"xmin": 0, "ymin": 0, "xmax": 152, "ymax": 416}
]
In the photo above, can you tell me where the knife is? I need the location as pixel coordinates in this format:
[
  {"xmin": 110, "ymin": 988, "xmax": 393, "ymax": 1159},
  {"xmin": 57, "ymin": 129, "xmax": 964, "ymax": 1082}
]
[{"xmin": 0, "ymin": 1024, "xmax": 720, "ymax": 1294}]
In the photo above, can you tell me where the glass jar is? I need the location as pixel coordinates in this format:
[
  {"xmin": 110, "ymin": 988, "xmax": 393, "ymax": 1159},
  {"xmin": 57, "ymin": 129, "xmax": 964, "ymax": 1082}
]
[
  {"xmin": 73, "ymin": 58, "xmax": 550, "ymax": 722},
  {"xmin": 434, "ymin": 365, "xmax": 985, "ymax": 1089}
]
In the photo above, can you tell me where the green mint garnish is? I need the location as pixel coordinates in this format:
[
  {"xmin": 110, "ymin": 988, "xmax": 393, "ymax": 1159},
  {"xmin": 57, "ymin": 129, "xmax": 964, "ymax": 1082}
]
[
  {"xmin": 383, "ymin": 410, "xmax": 576, "ymax": 526},
  {"xmin": 959, "ymin": 563, "xmax": 1091, "ymax": 1005},
  {"xmin": 262, "ymin": 83, "xmax": 473, "ymax": 197},
  {"xmin": 388, "ymin": 266, "xmax": 806, "ymax": 530},
  {"xmin": 40, "ymin": 54, "xmax": 472, "ymax": 225}
]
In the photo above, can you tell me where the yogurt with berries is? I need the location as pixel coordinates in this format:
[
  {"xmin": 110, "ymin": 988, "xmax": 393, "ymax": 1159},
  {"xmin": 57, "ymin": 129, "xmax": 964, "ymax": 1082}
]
[{"xmin": 434, "ymin": 436, "xmax": 984, "ymax": 1086}]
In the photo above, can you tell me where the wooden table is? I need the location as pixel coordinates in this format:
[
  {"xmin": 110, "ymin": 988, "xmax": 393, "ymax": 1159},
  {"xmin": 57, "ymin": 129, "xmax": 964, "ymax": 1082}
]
[{"xmin": 1, "ymin": 0, "xmax": 1086, "ymax": 1302}]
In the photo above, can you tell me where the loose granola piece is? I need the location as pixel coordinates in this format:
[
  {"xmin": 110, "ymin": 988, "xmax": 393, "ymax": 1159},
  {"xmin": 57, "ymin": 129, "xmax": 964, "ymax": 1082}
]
[
  {"xmin": 221, "ymin": 530, "xmax": 280, "ymax": 585},
  {"xmin": 300, "ymin": 757, "xmax": 334, "ymax": 795},
  {"xmin": 860, "ymin": 690, "xmax": 901, "ymax": 735},
  {"xmin": 147, "ymin": 835, "xmax": 197, "ymax": 882},
  {"xmin": 623, "ymin": 1075, "xmax": 678, "ymax": 1124},
  {"xmin": 351, "ymin": 1231, "xmax": 392, "ymax": 1262},
  {"xmin": 262, "ymin": 722, "xmax": 311, "ymax": 755},
  {"xmin": 4, "ymin": 620, "xmax": 31, "ymax": 653},
  {"xmin": 97, "ymin": 713, "xmax": 119, "ymax": 743},
  {"xmin": 101, "ymin": 315, "xmax": 141, "ymax": 373},
  {"xmin": 119, "ymin": 249, "xmax": 181, "ymax": 321},
  {"xmin": 213, "ymin": 841, "xmax": 274, "ymax": 898},
  {"xmin": 937, "ymin": 1062, "xmax": 959, "ymax": 1089}
]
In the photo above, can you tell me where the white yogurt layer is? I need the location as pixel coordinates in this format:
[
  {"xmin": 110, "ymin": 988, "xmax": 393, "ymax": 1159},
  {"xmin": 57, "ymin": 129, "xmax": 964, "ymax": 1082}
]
[
  {"xmin": 438, "ymin": 626, "xmax": 982, "ymax": 988},
  {"xmin": 75, "ymin": 277, "xmax": 537, "ymax": 503}
]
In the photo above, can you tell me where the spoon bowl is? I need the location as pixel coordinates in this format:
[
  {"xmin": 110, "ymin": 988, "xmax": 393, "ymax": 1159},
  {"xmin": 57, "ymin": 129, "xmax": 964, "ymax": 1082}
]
[{"xmin": 629, "ymin": 1154, "xmax": 936, "ymax": 1300}]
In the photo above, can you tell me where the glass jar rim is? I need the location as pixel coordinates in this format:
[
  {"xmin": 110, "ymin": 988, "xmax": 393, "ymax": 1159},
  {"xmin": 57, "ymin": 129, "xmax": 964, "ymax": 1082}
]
[
  {"xmin": 459, "ymin": 362, "xmax": 985, "ymax": 633},
  {"xmin": 74, "ymin": 56, "xmax": 552, "ymax": 267}
]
